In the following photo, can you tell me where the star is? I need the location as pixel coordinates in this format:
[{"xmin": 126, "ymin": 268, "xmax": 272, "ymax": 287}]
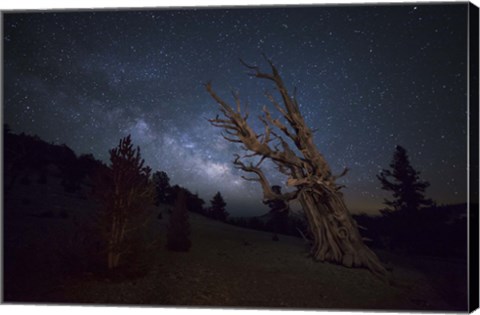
[{"xmin": 3, "ymin": 3, "xmax": 469, "ymax": 215}]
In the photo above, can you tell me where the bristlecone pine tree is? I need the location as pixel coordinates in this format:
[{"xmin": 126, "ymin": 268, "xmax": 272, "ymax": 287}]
[
  {"xmin": 207, "ymin": 58, "xmax": 387, "ymax": 278},
  {"xmin": 167, "ymin": 189, "xmax": 191, "ymax": 251},
  {"xmin": 377, "ymin": 145, "xmax": 433, "ymax": 214},
  {"xmin": 94, "ymin": 135, "xmax": 154, "ymax": 270}
]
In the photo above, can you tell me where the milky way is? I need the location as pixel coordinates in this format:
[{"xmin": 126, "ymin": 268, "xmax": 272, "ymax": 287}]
[{"xmin": 3, "ymin": 3, "xmax": 469, "ymax": 215}]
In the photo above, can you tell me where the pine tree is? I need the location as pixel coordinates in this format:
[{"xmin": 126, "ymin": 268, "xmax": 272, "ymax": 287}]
[
  {"xmin": 377, "ymin": 145, "xmax": 433, "ymax": 214},
  {"xmin": 93, "ymin": 135, "xmax": 154, "ymax": 270},
  {"xmin": 166, "ymin": 189, "xmax": 191, "ymax": 251},
  {"xmin": 209, "ymin": 192, "xmax": 229, "ymax": 221},
  {"xmin": 152, "ymin": 171, "xmax": 172, "ymax": 205}
]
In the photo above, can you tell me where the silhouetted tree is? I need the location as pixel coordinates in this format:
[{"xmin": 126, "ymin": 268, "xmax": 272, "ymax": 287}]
[
  {"xmin": 3, "ymin": 130, "xmax": 106, "ymax": 195},
  {"xmin": 170, "ymin": 185, "xmax": 206, "ymax": 214},
  {"xmin": 377, "ymin": 145, "xmax": 433, "ymax": 214},
  {"xmin": 377, "ymin": 146, "xmax": 435, "ymax": 252},
  {"xmin": 167, "ymin": 189, "xmax": 191, "ymax": 251},
  {"xmin": 187, "ymin": 192, "xmax": 206, "ymax": 214},
  {"xmin": 209, "ymin": 192, "xmax": 229, "ymax": 221},
  {"xmin": 264, "ymin": 185, "xmax": 289, "ymax": 240},
  {"xmin": 93, "ymin": 135, "xmax": 154, "ymax": 270},
  {"xmin": 207, "ymin": 58, "xmax": 386, "ymax": 277},
  {"xmin": 152, "ymin": 171, "xmax": 172, "ymax": 205}
]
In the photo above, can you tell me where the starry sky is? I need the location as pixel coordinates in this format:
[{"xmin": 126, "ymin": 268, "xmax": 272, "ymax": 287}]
[{"xmin": 3, "ymin": 3, "xmax": 469, "ymax": 216}]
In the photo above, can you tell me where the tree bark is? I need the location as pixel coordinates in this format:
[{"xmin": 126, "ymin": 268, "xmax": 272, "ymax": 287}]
[
  {"xmin": 298, "ymin": 190, "xmax": 386, "ymax": 277},
  {"xmin": 207, "ymin": 57, "xmax": 387, "ymax": 279}
]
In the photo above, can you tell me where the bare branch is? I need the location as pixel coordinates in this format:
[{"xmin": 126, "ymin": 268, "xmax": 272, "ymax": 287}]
[
  {"xmin": 239, "ymin": 58, "xmax": 259, "ymax": 70},
  {"xmin": 233, "ymin": 154, "xmax": 298, "ymax": 202},
  {"xmin": 240, "ymin": 58, "xmax": 276, "ymax": 81},
  {"xmin": 254, "ymin": 155, "xmax": 267, "ymax": 168},
  {"xmin": 242, "ymin": 152, "xmax": 260, "ymax": 159},
  {"xmin": 332, "ymin": 167, "xmax": 350, "ymax": 181},
  {"xmin": 206, "ymin": 82, "xmax": 236, "ymax": 116},
  {"xmin": 207, "ymin": 82, "xmax": 304, "ymax": 169},
  {"xmin": 265, "ymin": 91, "xmax": 289, "ymax": 119},
  {"xmin": 287, "ymin": 177, "xmax": 311, "ymax": 187},
  {"xmin": 224, "ymin": 129, "xmax": 238, "ymax": 136},
  {"xmin": 273, "ymin": 160, "xmax": 293, "ymax": 176},
  {"xmin": 335, "ymin": 185, "xmax": 346, "ymax": 191},
  {"xmin": 231, "ymin": 90, "xmax": 242, "ymax": 114},
  {"xmin": 262, "ymin": 106, "xmax": 297, "ymax": 143},
  {"xmin": 222, "ymin": 135, "xmax": 242, "ymax": 143}
]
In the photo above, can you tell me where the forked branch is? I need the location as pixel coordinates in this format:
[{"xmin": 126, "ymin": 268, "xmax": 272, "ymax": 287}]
[
  {"xmin": 233, "ymin": 155, "xmax": 298, "ymax": 202},
  {"xmin": 206, "ymin": 82, "xmax": 304, "ymax": 169}
]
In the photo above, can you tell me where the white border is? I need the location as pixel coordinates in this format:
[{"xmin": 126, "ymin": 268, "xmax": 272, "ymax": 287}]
[{"xmin": 1, "ymin": 1, "xmax": 478, "ymax": 315}]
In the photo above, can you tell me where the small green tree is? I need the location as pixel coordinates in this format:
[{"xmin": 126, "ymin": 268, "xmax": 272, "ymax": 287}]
[
  {"xmin": 209, "ymin": 192, "xmax": 229, "ymax": 221},
  {"xmin": 377, "ymin": 145, "xmax": 433, "ymax": 214},
  {"xmin": 94, "ymin": 135, "xmax": 154, "ymax": 270},
  {"xmin": 167, "ymin": 189, "xmax": 191, "ymax": 251}
]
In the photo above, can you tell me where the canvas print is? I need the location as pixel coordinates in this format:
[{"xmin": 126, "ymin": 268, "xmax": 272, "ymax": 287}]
[{"xmin": 2, "ymin": 1, "xmax": 479, "ymax": 312}]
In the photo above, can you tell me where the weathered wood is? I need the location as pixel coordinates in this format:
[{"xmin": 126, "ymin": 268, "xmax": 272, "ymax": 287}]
[{"xmin": 207, "ymin": 59, "xmax": 387, "ymax": 279}]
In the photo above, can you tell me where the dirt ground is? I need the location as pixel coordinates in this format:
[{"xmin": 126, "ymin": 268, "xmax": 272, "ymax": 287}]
[{"xmin": 3, "ymin": 179, "xmax": 468, "ymax": 311}]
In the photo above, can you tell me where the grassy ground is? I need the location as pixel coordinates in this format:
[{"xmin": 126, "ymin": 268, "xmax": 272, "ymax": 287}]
[{"xmin": 3, "ymin": 178, "xmax": 468, "ymax": 311}]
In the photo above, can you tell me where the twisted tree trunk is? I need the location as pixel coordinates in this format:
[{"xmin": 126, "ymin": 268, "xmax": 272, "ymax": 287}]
[
  {"xmin": 207, "ymin": 57, "xmax": 387, "ymax": 279},
  {"xmin": 299, "ymin": 190, "xmax": 386, "ymax": 277}
]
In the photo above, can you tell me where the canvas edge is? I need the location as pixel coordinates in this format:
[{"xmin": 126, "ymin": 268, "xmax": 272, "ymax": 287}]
[{"xmin": 468, "ymin": 1, "xmax": 480, "ymax": 313}]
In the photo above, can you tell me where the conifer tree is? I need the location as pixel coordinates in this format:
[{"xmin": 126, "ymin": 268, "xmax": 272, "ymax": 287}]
[
  {"xmin": 377, "ymin": 145, "xmax": 433, "ymax": 214},
  {"xmin": 209, "ymin": 192, "xmax": 229, "ymax": 221},
  {"xmin": 94, "ymin": 135, "xmax": 154, "ymax": 270},
  {"xmin": 152, "ymin": 171, "xmax": 172, "ymax": 205}
]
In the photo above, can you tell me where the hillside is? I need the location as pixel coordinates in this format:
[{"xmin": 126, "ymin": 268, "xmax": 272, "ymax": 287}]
[{"xmin": 3, "ymin": 173, "xmax": 467, "ymax": 311}]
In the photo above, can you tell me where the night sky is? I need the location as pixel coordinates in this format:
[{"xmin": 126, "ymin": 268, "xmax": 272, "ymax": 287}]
[{"xmin": 3, "ymin": 3, "xmax": 469, "ymax": 216}]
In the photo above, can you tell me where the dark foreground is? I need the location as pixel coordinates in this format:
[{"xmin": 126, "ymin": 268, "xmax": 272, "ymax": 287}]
[{"xmin": 3, "ymin": 180, "xmax": 468, "ymax": 311}]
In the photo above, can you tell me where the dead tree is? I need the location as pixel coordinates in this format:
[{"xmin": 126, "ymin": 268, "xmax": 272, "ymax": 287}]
[{"xmin": 207, "ymin": 58, "xmax": 387, "ymax": 278}]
